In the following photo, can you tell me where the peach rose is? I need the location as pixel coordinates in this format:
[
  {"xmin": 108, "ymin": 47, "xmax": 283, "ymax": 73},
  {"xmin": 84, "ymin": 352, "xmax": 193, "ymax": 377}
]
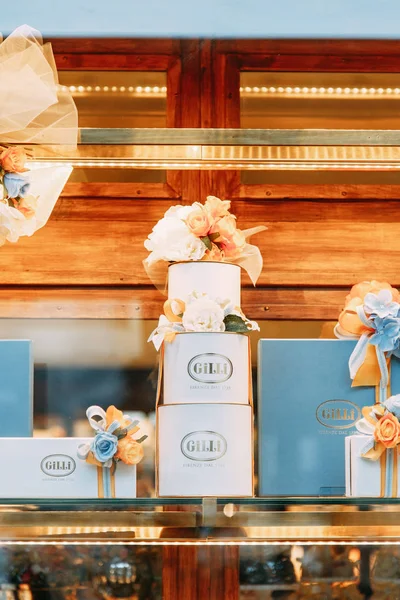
[
  {"xmin": 0, "ymin": 147, "xmax": 27, "ymax": 173},
  {"xmin": 164, "ymin": 298, "xmax": 185, "ymax": 322},
  {"xmin": 15, "ymin": 195, "xmax": 38, "ymax": 220},
  {"xmin": 374, "ymin": 413, "xmax": 400, "ymax": 448},
  {"xmin": 346, "ymin": 281, "xmax": 400, "ymax": 305},
  {"xmin": 338, "ymin": 297, "xmax": 375, "ymax": 336},
  {"xmin": 116, "ymin": 436, "xmax": 144, "ymax": 465},
  {"xmin": 220, "ymin": 229, "xmax": 246, "ymax": 258},
  {"xmin": 210, "ymin": 215, "xmax": 237, "ymax": 241},
  {"xmin": 204, "ymin": 195, "xmax": 231, "ymax": 219},
  {"xmin": 185, "ymin": 208, "xmax": 211, "ymax": 237}
]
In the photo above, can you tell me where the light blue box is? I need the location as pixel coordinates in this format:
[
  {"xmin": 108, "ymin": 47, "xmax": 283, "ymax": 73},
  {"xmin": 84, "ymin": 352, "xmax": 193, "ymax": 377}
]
[
  {"xmin": 0, "ymin": 341, "xmax": 33, "ymax": 437},
  {"xmin": 258, "ymin": 339, "xmax": 400, "ymax": 496}
]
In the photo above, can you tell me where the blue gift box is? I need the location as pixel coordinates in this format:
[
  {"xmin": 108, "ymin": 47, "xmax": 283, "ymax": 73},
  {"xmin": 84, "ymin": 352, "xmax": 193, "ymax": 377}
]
[
  {"xmin": 0, "ymin": 341, "xmax": 33, "ymax": 437},
  {"xmin": 258, "ymin": 339, "xmax": 400, "ymax": 496}
]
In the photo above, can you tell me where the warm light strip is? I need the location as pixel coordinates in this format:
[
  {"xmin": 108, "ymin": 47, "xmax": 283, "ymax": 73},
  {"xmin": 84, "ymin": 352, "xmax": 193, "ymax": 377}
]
[
  {"xmin": 1, "ymin": 540, "xmax": 400, "ymax": 546},
  {"xmin": 240, "ymin": 86, "xmax": 400, "ymax": 97},
  {"xmin": 59, "ymin": 85, "xmax": 167, "ymax": 94},
  {"xmin": 58, "ymin": 84, "xmax": 400, "ymax": 97},
  {"xmin": 28, "ymin": 159, "xmax": 400, "ymax": 171}
]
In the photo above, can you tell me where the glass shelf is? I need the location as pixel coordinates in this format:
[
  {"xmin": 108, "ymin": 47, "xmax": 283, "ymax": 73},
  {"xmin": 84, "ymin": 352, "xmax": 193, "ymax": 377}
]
[
  {"xmin": 25, "ymin": 127, "xmax": 400, "ymax": 170},
  {"xmin": 2, "ymin": 498, "xmax": 400, "ymax": 544}
]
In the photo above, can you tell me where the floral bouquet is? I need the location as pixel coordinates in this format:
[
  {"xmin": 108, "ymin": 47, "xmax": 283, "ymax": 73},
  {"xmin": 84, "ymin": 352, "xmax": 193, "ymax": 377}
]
[
  {"xmin": 356, "ymin": 395, "xmax": 400, "ymax": 460},
  {"xmin": 78, "ymin": 405, "xmax": 147, "ymax": 469},
  {"xmin": 335, "ymin": 281, "xmax": 400, "ymax": 401},
  {"xmin": 0, "ymin": 25, "xmax": 77, "ymax": 245},
  {"xmin": 149, "ymin": 291, "xmax": 259, "ymax": 350},
  {"xmin": 144, "ymin": 196, "xmax": 267, "ymax": 286}
]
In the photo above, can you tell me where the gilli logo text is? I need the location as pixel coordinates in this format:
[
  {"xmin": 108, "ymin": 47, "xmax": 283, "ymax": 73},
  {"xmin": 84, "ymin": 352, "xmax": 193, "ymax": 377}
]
[
  {"xmin": 188, "ymin": 353, "xmax": 233, "ymax": 384},
  {"xmin": 316, "ymin": 400, "xmax": 361, "ymax": 429},
  {"xmin": 40, "ymin": 454, "xmax": 76, "ymax": 477},
  {"xmin": 181, "ymin": 431, "xmax": 227, "ymax": 461}
]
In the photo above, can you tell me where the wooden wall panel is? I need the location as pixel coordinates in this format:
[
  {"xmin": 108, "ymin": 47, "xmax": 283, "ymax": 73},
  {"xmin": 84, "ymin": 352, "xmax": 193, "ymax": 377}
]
[{"xmin": 0, "ymin": 197, "xmax": 399, "ymax": 296}]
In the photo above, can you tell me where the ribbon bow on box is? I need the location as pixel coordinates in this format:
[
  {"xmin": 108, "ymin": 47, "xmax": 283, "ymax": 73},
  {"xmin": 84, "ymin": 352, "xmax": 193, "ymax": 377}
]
[
  {"xmin": 356, "ymin": 395, "xmax": 400, "ymax": 497},
  {"xmin": 335, "ymin": 281, "xmax": 400, "ymax": 404},
  {"xmin": 78, "ymin": 405, "xmax": 147, "ymax": 498}
]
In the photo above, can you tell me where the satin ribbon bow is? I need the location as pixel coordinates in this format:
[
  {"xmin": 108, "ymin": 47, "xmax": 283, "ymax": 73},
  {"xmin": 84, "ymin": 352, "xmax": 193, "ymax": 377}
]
[
  {"xmin": 355, "ymin": 401, "xmax": 400, "ymax": 497},
  {"xmin": 78, "ymin": 405, "xmax": 139, "ymax": 468},
  {"xmin": 335, "ymin": 301, "xmax": 395, "ymax": 403}
]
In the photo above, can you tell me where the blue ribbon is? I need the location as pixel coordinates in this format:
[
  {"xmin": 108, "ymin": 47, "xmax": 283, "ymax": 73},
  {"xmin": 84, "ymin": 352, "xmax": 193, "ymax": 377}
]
[{"xmin": 385, "ymin": 448, "xmax": 394, "ymax": 497}]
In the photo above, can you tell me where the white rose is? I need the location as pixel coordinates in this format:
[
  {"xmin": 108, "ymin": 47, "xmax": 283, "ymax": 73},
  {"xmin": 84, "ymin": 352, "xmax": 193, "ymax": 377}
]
[
  {"xmin": 164, "ymin": 204, "xmax": 197, "ymax": 220},
  {"xmin": 144, "ymin": 212, "xmax": 206, "ymax": 264},
  {"xmin": 182, "ymin": 298, "xmax": 225, "ymax": 332}
]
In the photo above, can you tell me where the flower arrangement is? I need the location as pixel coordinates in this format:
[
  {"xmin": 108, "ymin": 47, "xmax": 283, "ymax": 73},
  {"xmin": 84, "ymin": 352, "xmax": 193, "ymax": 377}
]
[
  {"xmin": 78, "ymin": 405, "xmax": 147, "ymax": 468},
  {"xmin": 0, "ymin": 147, "xmax": 37, "ymax": 217},
  {"xmin": 335, "ymin": 281, "xmax": 400, "ymax": 392},
  {"xmin": 0, "ymin": 25, "xmax": 78, "ymax": 246},
  {"xmin": 356, "ymin": 395, "xmax": 400, "ymax": 460},
  {"xmin": 149, "ymin": 291, "xmax": 259, "ymax": 350},
  {"xmin": 144, "ymin": 196, "xmax": 266, "ymax": 285}
]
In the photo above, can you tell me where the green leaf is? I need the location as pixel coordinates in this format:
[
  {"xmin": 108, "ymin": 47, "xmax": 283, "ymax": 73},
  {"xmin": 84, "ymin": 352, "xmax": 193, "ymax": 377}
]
[
  {"xmin": 224, "ymin": 314, "xmax": 249, "ymax": 333},
  {"xmin": 200, "ymin": 235, "xmax": 212, "ymax": 251},
  {"xmin": 209, "ymin": 232, "xmax": 220, "ymax": 242}
]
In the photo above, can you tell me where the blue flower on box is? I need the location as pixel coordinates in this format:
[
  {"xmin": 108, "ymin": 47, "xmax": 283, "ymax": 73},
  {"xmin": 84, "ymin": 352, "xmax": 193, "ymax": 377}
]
[
  {"xmin": 3, "ymin": 173, "xmax": 30, "ymax": 199},
  {"xmin": 364, "ymin": 290, "xmax": 400, "ymax": 319},
  {"xmin": 369, "ymin": 316, "xmax": 400, "ymax": 352},
  {"xmin": 91, "ymin": 431, "xmax": 118, "ymax": 465}
]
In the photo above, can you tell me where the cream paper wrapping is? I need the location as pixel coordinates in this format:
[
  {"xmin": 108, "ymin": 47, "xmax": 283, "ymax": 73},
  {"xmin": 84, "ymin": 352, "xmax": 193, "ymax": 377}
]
[
  {"xmin": 0, "ymin": 438, "xmax": 136, "ymax": 498},
  {"xmin": 163, "ymin": 332, "xmax": 250, "ymax": 404}
]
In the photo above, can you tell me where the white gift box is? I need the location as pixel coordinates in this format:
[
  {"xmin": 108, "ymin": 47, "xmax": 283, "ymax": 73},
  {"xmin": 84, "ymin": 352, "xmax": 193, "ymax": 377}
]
[
  {"xmin": 157, "ymin": 403, "xmax": 253, "ymax": 497},
  {"xmin": 346, "ymin": 435, "xmax": 400, "ymax": 497},
  {"xmin": 0, "ymin": 438, "xmax": 136, "ymax": 498},
  {"xmin": 163, "ymin": 332, "xmax": 250, "ymax": 404},
  {"xmin": 168, "ymin": 261, "xmax": 241, "ymax": 306}
]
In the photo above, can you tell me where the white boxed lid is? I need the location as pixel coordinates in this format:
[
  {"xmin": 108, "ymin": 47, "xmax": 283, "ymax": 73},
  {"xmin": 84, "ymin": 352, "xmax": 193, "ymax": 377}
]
[{"xmin": 168, "ymin": 261, "xmax": 241, "ymax": 306}]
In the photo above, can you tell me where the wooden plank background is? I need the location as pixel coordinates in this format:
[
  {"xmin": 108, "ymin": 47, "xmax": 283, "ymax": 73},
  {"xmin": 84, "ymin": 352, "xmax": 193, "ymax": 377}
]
[{"xmin": 1, "ymin": 38, "xmax": 400, "ymax": 322}]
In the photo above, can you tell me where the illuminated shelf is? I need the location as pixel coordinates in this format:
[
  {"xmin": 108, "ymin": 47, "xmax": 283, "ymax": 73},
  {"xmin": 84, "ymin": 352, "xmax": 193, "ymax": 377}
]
[
  {"xmin": 2, "ymin": 498, "xmax": 400, "ymax": 544},
  {"xmin": 23, "ymin": 128, "xmax": 400, "ymax": 171}
]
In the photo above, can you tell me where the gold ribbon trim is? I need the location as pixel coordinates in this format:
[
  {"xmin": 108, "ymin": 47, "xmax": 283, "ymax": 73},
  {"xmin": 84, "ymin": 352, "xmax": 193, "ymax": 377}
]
[{"xmin": 96, "ymin": 463, "xmax": 116, "ymax": 499}]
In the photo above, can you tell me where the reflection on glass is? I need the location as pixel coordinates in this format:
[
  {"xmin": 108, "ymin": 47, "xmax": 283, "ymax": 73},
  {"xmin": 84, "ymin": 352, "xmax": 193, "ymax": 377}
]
[
  {"xmin": 241, "ymin": 72, "xmax": 400, "ymax": 185},
  {"xmin": 241, "ymin": 73, "xmax": 400, "ymax": 130},
  {"xmin": 0, "ymin": 545, "xmax": 162, "ymax": 600},
  {"xmin": 240, "ymin": 545, "xmax": 362, "ymax": 599},
  {"xmin": 58, "ymin": 71, "xmax": 167, "ymax": 184}
]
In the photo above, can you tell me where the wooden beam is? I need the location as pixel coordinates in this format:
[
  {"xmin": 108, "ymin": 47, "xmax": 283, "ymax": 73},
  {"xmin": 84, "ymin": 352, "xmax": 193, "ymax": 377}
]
[
  {"xmin": 62, "ymin": 182, "xmax": 180, "ymax": 199},
  {"xmin": 0, "ymin": 287, "xmax": 350, "ymax": 320},
  {"xmin": 233, "ymin": 184, "xmax": 400, "ymax": 200},
  {"xmin": 55, "ymin": 53, "xmax": 172, "ymax": 71},
  {"xmin": 50, "ymin": 38, "xmax": 180, "ymax": 55}
]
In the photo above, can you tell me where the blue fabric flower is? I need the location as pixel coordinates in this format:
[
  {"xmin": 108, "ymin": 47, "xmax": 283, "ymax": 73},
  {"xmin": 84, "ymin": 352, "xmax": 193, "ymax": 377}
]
[
  {"xmin": 364, "ymin": 290, "xmax": 400, "ymax": 319},
  {"xmin": 91, "ymin": 431, "xmax": 118, "ymax": 464},
  {"xmin": 3, "ymin": 173, "xmax": 30, "ymax": 199},
  {"xmin": 369, "ymin": 316, "xmax": 400, "ymax": 352},
  {"xmin": 384, "ymin": 395, "xmax": 400, "ymax": 418}
]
